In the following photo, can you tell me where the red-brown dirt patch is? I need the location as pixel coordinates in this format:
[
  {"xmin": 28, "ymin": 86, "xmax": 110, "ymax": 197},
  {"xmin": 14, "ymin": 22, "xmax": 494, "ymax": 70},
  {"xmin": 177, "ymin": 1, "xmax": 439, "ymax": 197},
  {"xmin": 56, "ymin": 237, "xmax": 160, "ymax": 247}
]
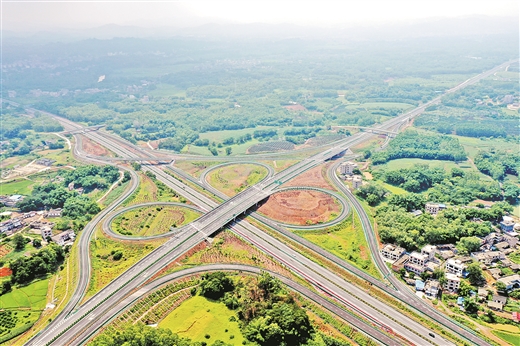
[
  {"xmin": 283, "ymin": 104, "xmax": 307, "ymax": 111},
  {"xmin": 257, "ymin": 190, "xmax": 340, "ymax": 226},
  {"xmin": 0, "ymin": 267, "xmax": 12, "ymax": 277},
  {"xmin": 82, "ymin": 136, "xmax": 110, "ymax": 156},
  {"xmin": 282, "ymin": 162, "xmax": 335, "ymax": 191}
]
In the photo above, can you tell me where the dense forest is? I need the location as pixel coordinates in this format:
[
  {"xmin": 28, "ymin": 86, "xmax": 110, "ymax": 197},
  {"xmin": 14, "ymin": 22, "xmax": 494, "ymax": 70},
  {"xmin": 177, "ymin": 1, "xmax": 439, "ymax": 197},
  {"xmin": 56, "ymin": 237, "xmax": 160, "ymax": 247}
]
[
  {"xmin": 376, "ymin": 202, "xmax": 511, "ymax": 251},
  {"xmin": 371, "ymin": 130, "xmax": 467, "ymax": 164}
]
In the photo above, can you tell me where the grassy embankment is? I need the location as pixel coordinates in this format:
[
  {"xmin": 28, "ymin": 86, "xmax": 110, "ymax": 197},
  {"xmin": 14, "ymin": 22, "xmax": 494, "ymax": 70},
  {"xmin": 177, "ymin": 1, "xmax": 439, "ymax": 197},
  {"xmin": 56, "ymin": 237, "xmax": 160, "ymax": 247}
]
[
  {"xmin": 84, "ymin": 227, "xmax": 167, "ymax": 302},
  {"xmin": 112, "ymin": 205, "xmax": 200, "ymax": 237},
  {"xmin": 207, "ymin": 164, "xmax": 268, "ymax": 197},
  {"xmin": 295, "ymin": 211, "xmax": 380, "ymax": 278}
]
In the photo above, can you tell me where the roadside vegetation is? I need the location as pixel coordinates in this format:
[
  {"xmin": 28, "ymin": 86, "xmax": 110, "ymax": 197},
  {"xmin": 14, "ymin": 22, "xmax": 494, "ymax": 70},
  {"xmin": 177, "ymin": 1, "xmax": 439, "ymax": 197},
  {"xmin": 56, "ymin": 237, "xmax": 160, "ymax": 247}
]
[
  {"xmin": 92, "ymin": 272, "xmax": 363, "ymax": 346},
  {"xmin": 122, "ymin": 171, "xmax": 184, "ymax": 206},
  {"xmin": 295, "ymin": 215, "xmax": 380, "ymax": 278},
  {"xmin": 85, "ymin": 228, "xmax": 167, "ymax": 301},
  {"xmin": 207, "ymin": 164, "xmax": 268, "ymax": 197}
]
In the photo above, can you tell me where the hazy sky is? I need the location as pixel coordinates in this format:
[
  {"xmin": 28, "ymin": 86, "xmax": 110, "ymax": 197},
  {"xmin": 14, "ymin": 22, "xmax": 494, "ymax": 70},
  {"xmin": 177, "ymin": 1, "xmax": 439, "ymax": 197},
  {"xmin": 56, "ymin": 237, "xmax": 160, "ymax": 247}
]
[{"xmin": 2, "ymin": 0, "xmax": 518, "ymax": 32}]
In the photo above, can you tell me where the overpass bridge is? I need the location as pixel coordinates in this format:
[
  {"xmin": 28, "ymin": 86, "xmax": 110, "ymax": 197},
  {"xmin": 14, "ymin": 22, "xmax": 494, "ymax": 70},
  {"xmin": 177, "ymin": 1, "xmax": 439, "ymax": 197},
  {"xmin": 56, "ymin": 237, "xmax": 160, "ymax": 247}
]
[
  {"xmin": 61, "ymin": 125, "xmax": 105, "ymax": 135},
  {"xmin": 334, "ymin": 126, "xmax": 398, "ymax": 137}
]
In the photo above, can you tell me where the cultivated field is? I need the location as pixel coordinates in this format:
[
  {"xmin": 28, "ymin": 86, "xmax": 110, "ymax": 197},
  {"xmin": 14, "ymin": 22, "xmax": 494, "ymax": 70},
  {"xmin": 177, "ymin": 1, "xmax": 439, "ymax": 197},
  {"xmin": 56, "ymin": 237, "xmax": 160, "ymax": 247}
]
[
  {"xmin": 207, "ymin": 164, "xmax": 268, "ymax": 197},
  {"xmin": 0, "ymin": 279, "xmax": 49, "ymax": 344},
  {"xmin": 257, "ymin": 190, "xmax": 341, "ymax": 226}
]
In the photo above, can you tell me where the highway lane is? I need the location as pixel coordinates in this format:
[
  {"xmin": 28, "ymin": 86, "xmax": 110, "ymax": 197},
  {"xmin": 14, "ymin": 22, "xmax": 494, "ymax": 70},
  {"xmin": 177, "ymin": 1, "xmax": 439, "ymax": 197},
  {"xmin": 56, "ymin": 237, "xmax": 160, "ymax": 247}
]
[
  {"xmin": 21, "ymin": 61, "xmax": 514, "ymax": 345},
  {"xmin": 29, "ymin": 114, "xmax": 451, "ymax": 346},
  {"xmin": 38, "ymin": 127, "xmax": 438, "ymax": 346},
  {"xmin": 72, "ymin": 264, "xmax": 401, "ymax": 346},
  {"xmin": 80, "ymin": 131, "xmax": 446, "ymax": 343}
]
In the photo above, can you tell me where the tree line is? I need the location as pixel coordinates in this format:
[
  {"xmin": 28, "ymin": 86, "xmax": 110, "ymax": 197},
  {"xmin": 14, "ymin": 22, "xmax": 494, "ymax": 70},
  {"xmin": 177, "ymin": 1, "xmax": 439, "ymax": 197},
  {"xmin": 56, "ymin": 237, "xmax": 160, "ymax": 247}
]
[{"xmin": 371, "ymin": 130, "xmax": 467, "ymax": 164}]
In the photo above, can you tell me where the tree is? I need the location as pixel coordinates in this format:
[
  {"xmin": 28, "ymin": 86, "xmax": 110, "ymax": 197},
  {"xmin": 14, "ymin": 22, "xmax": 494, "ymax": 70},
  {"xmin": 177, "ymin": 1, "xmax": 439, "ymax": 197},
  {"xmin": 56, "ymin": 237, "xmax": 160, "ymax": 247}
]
[
  {"xmin": 463, "ymin": 299, "xmax": 479, "ymax": 315},
  {"xmin": 112, "ymin": 251, "xmax": 123, "ymax": 261},
  {"xmin": 32, "ymin": 239, "xmax": 42, "ymax": 248},
  {"xmin": 495, "ymin": 281, "xmax": 507, "ymax": 293},
  {"xmin": 466, "ymin": 262, "xmax": 485, "ymax": 286},
  {"xmin": 91, "ymin": 323, "xmax": 192, "ymax": 346},
  {"xmin": 12, "ymin": 234, "xmax": 26, "ymax": 251},
  {"xmin": 131, "ymin": 162, "xmax": 141, "ymax": 171},
  {"xmin": 456, "ymin": 237, "xmax": 481, "ymax": 255},
  {"xmin": 0, "ymin": 281, "xmax": 11, "ymax": 295},
  {"xmin": 122, "ymin": 171, "xmax": 131, "ymax": 183},
  {"xmin": 458, "ymin": 280, "xmax": 473, "ymax": 297},
  {"xmin": 200, "ymin": 272, "xmax": 234, "ymax": 299},
  {"xmin": 225, "ymin": 147, "xmax": 232, "ymax": 156}
]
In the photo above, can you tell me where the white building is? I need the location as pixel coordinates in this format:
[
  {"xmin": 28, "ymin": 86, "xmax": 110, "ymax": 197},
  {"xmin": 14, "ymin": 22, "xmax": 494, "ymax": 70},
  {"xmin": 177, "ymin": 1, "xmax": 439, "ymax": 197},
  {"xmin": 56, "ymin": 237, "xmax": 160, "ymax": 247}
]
[
  {"xmin": 425, "ymin": 203, "xmax": 445, "ymax": 215},
  {"xmin": 381, "ymin": 244, "xmax": 406, "ymax": 261},
  {"xmin": 444, "ymin": 273, "xmax": 461, "ymax": 292},
  {"xmin": 497, "ymin": 274, "xmax": 520, "ymax": 291},
  {"xmin": 41, "ymin": 227, "xmax": 53, "ymax": 240},
  {"xmin": 51, "ymin": 230, "xmax": 75, "ymax": 246},
  {"xmin": 339, "ymin": 161, "xmax": 357, "ymax": 175},
  {"xmin": 445, "ymin": 259, "xmax": 466, "ymax": 277},
  {"xmin": 424, "ymin": 280, "xmax": 440, "ymax": 298},
  {"xmin": 405, "ymin": 252, "xmax": 429, "ymax": 274},
  {"xmin": 352, "ymin": 176, "xmax": 363, "ymax": 189},
  {"xmin": 421, "ymin": 245, "xmax": 436, "ymax": 261}
]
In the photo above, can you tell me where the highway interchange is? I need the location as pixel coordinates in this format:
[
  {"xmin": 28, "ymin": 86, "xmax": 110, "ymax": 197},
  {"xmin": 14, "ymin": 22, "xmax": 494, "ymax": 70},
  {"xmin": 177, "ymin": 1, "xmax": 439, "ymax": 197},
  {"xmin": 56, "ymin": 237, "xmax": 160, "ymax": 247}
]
[{"xmin": 7, "ymin": 59, "xmax": 514, "ymax": 346}]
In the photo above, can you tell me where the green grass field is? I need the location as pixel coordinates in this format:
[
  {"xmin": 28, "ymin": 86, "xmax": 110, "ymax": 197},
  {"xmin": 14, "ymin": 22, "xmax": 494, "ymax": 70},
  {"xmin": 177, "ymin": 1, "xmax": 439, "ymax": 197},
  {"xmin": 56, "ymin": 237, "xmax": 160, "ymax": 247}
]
[
  {"xmin": 207, "ymin": 164, "xmax": 268, "ymax": 197},
  {"xmin": 452, "ymin": 136, "xmax": 516, "ymax": 159},
  {"xmin": 295, "ymin": 214, "xmax": 380, "ymax": 278},
  {"xmin": 0, "ymin": 279, "xmax": 49, "ymax": 310},
  {"xmin": 86, "ymin": 229, "xmax": 166, "ymax": 300},
  {"xmin": 159, "ymin": 295, "xmax": 244, "ymax": 345},
  {"xmin": 374, "ymin": 158, "xmax": 466, "ymax": 172},
  {"xmin": 491, "ymin": 330, "xmax": 520, "ymax": 346},
  {"xmin": 379, "ymin": 182, "xmax": 408, "ymax": 195},
  {"xmin": 112, "ymin": 205, "xmax": 201, "ymax": 237},
  {"xmin": 0, "ymin": 179, "xmax": 34, "ymax": 195}
]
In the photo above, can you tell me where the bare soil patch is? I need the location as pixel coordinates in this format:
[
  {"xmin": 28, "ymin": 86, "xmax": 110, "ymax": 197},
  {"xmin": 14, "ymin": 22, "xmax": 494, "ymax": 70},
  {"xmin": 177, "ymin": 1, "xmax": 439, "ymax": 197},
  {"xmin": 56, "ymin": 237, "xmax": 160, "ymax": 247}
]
[
  {"xmin": 282, "ymin": 162, "xmax": 335, "ymax": 190},
  {"xmin": 0, "ymin": 267, "xmax": 12, "ymax": 277},
  {"xmin": 257, "ymin": 190, "xmax": 340, "ymax": 226},
  {"xmin": 82, "ymin": 136, "xmax": 110, "ymax": 156}
]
